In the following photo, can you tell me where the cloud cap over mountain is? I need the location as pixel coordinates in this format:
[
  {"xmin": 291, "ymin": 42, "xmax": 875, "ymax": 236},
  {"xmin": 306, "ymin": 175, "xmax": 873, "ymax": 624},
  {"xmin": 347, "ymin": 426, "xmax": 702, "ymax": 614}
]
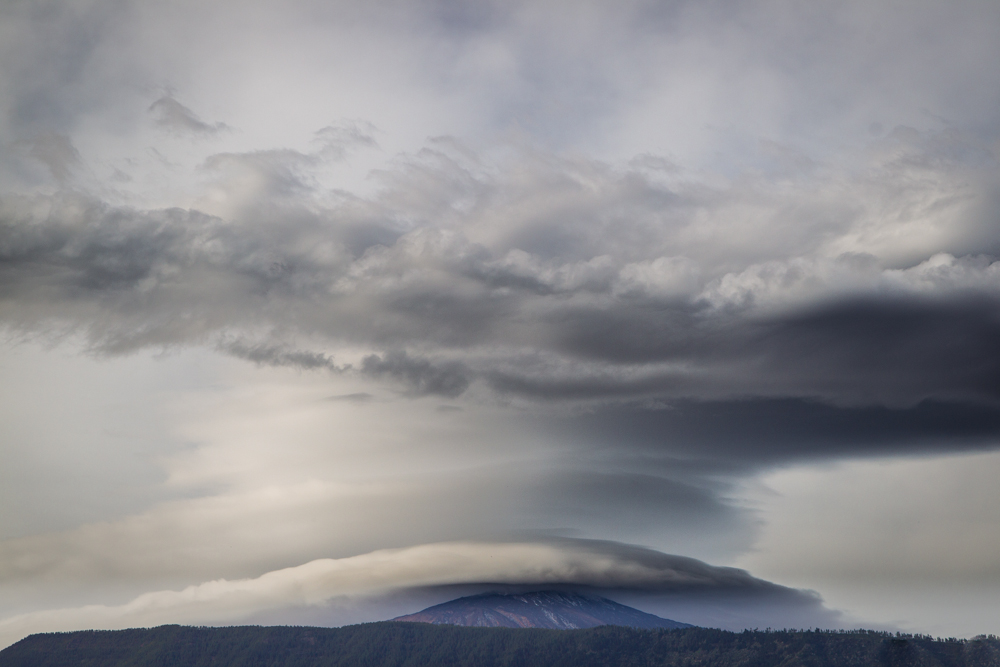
[{"xmin": 0, "ymin": 539, "xmax": 839, "ymax": 649}]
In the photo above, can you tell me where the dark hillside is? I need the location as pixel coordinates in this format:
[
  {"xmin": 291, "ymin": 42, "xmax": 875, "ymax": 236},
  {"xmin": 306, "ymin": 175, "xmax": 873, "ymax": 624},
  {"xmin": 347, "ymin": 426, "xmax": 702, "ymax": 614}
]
[{"xmin": 3, "ymin": 623, "xmax": 1000, "ymax": 667}]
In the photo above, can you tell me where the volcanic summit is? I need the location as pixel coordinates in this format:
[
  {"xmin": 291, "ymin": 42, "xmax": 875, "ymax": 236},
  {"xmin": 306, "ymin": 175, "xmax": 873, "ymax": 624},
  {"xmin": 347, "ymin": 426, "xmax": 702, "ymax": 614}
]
[{"xmin": 393, "ymin": 591, "xmax": 691, "ymax": 630}]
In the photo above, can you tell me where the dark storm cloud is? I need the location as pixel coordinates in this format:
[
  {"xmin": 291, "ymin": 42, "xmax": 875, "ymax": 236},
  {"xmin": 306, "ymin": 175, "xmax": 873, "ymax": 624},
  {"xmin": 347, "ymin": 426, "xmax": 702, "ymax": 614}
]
[
  {"xmin": 491, "ymin": 295, "xmax": 1000, "ymax": 406},
  {"xmin": 553, "ymin": 399, "xmax": 1000, "ymax": 470},
  {"xmin": 749, "ymin": 296, "xmax": 1000, "ymax": 405}
]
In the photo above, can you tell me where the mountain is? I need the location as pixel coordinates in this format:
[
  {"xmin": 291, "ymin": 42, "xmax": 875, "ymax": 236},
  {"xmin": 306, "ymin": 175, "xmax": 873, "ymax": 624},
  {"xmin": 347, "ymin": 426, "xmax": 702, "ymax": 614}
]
[{"xmin": 392, "ymin": 590, "xmax": 691, "ymax": 629}]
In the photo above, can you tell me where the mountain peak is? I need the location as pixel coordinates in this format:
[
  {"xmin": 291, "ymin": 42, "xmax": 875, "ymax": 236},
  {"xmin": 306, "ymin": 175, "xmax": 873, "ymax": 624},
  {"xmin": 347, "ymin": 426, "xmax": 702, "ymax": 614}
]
[{"xmin": 393, "ymin": 590, "xmax": 691, "ymax": 630}]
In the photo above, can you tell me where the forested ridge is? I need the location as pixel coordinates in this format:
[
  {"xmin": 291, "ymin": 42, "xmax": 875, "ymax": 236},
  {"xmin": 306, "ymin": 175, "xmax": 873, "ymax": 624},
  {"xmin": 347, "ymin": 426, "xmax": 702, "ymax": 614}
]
[{"xmin": 3, "ymin": 622, "xmax": 1000, "ymax": 667}]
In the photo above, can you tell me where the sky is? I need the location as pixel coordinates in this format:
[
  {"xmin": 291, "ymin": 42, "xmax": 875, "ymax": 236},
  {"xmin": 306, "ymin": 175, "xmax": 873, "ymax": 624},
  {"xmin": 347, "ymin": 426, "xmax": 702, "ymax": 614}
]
[{"xmin": 1, "ymin": 0, "xmax": 1000, "ymax": 647}]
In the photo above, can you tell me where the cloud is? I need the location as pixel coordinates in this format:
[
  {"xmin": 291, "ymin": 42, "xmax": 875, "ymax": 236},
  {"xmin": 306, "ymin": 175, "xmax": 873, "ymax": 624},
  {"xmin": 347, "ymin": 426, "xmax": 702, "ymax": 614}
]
[
  {"xmin": 0, "ymin": 414, "xmax": 754, "ymax": 601},
  {"xmin": 312, "ymin": 121, "xmax": 379, "ymax": 160},
  {"xmin": 327, "ymin": 392, "xmax": 374, "ymax": 403},
  {"xmin": 552, "ymin": 398, "xmax": 1000, "ymax": 470},
  {"xmin": 24, "ymin": 133, "xmax": 81, "ymax": 183},
  {"xmin": 361, "ymin": 351, "xmax": 470, "ymax": 397},
  {"xmin": 149, "ymin": 96, "xmax": 228, "ymax": 135},
  {"xmin": 219, "ymin": 338, "xmax": 346, "ymax": 372},
  {"xmin": 0, "ymin": 539, "xmax": 839, "ymax": 649},
  {"xmin": 0, "ymin": 127, "xmax": 997, "ymax": 415},
  {"xmin": 202, "ymin": 149, "xmax": 321, "ymax": 202}
]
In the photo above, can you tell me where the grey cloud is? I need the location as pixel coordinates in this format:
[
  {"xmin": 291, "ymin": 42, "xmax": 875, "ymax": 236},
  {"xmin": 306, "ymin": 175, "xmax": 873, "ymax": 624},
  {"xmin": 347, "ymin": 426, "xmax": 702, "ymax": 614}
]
[
  {"xmin": 551, "ymin": 398, "xmax": 1000, "ymax": 470},
  {"xmin": 361, "ymin": 351, "xmax": 470, "ymax": 397},
  {"xmin": 484, "ymin": 364, "xmax": 704, "ymax": 402},
  {"xmin": 202, "ymin": 150, "xmax": 320, "ymax": 200},
  {"xmin": 4, "ymin": 0, "xmax": 1000, "ymax": 158},
  {"xmin": 25, "ymin": 133, "xmax": 81, "ymax": 183},
  {"xmin": 746, "ymin": 296, "xmax": 1000, "ymax": 406},
  {"xmin": 409, "ymin": 0, "xmax": 1000, "ymax": 160},
  {"xmin": 218, "ymin": 339, "xmax": 345, "ymax": 372},
  {"xmin": 514, "ymin": 295, "xmax": 1000, "ymax": 407},
  {"xmin": 149, "ymin": 96, "xmax": 228, "ymax": 135},
  {"xmin": 536, "ymin": 472, "xmax": 732, "ymax": 522},
  {"xmin": 0, "ymin": 192, "xmax": 353, "ymax": 350},
  {"xmin": 200, "ymin": 124, "xmax": 378, "ymax": 204},
  {"xmin": 327, "ymin": 392, "xmax": 374, "ymax": 403},
  {"xmin": 312, "ymin": 121, "xmax": 379, "ymax": 160},
  {"xmin": 0, "ymin": 0, "xmax": 126, "ymax": 138},
  {"xmin": 0, "ymin": 129, "xmax": 998, "ymax": 413},
  {"xmin": 523, "ymin": 470, "xmax": 755, "ymax": 558},
  {"xmin": 0, "ymin": 195, "xmax": 196, "ymax": 297},
  {"xmin": 0, "ymin": 106, "xmax": 997, "ymax": 468}
]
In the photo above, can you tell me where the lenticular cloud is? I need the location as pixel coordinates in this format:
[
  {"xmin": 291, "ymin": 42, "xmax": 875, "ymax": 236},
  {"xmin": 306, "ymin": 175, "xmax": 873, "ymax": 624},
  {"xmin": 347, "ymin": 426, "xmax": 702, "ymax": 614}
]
[{"xmin": 0, "ymin": 539, "xmax": 836, "ymax": 648}]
